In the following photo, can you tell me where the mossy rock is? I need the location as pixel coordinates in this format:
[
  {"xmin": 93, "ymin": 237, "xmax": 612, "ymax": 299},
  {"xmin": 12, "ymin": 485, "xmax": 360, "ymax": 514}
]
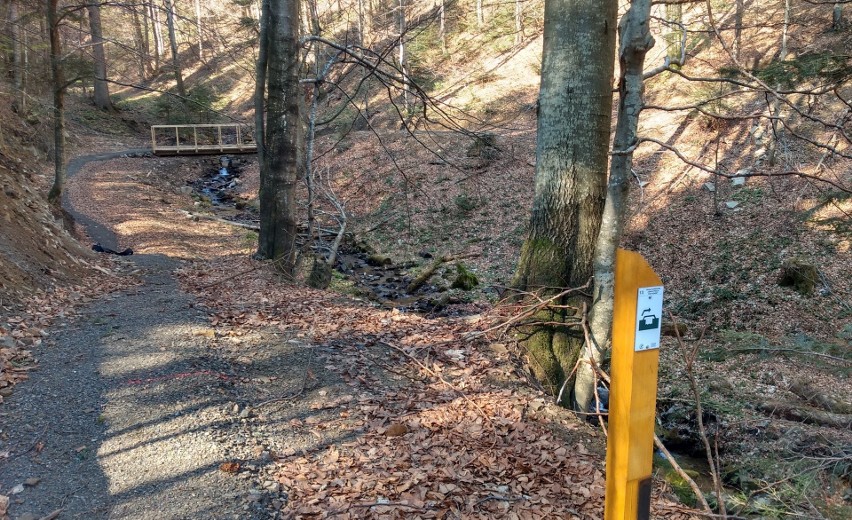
[
  {"xmin": 778, "ymin": 257, "xmax": 819, "ymax": 295},
  {"xmin": 451, "ymin": 263, "xmax": 479, "ymax": 291},
  {"xmin": 367, "ymin": 253, "xmax": 392, "ymax": 266}
]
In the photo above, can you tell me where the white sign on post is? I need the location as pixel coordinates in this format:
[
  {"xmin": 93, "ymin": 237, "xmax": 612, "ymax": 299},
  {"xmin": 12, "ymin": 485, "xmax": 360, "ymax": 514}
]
[{"xmin": 635, "ymin": 286, "xmax": 664, "ymax": 351}]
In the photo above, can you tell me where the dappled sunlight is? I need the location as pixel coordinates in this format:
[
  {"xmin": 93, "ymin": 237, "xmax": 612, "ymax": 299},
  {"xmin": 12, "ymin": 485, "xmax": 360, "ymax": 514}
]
[{"xmin": 68, "ymin": 156, "xmax": 251, "ymax": 260}]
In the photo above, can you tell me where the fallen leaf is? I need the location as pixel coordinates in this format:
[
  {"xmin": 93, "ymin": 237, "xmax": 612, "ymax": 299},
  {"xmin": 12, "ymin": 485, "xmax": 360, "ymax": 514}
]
[
  {"xmin": 385, "ymin": 423, "xmax": 409, "ymax": 437},
  {"xmin": 10, "ymin": 484, "xmax": 24, "ymax": 495},
  {"xmin": 24, "ymin": 478, "xmax": 40, "ymax": 487},
  {"xmin": 219, "ymin": 462, "xmax": 241, "ymax": 473}
]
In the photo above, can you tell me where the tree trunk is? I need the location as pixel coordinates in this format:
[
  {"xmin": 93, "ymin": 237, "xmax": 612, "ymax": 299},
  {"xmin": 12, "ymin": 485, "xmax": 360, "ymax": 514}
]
[
  {"xmin": 87, "ymin": 1, "xmax": 113, "ymax": 111},
  {"xmin": 8, "ymin": 0, "xmax": 24, "ymax": 111},
  {"xmin": 665, "ymin": 3, "xmax": 683, "ymax": 66},
  {"xmin": 514, "ymin": 0, "xmax": 523, "ymax": 46},
  {"xmin": 149, "ymin": 0, "xmax": 163, "ymax": 72},
  {"xmin": 47, "ymin": 0, "xmax": 66, "ymax": 204},
  {"xmin": 255, "ymin": 0, "xmax": 269, "ymax": 168},
  {"xmin": 256, "ymin": 0, "xmax": 302, "ymax": 273},
  {"xmin": 476, "ymin": 0, "xmax": 483, "ymax": 27},
  {"xmin": 165, "ymin": 0, "xmax": 186, "ymax": 96},
  {"xmin": 398, "ymin": 0, "xmax": 408, "ymax": 112},
  {"xmin": 576, "ymin": 0, "xmax": 654, "ymax": 413},
  {"xmin": 511, "ymin": 0, "xmax": 617, "ymax": 395},
  {"xmin": 833, "ymin": 4, "xmax": 843, "ymax": 30},
  {"xmin": 734, "ymin": 0, "xmax": 743, "ymax": 60},
  {"xmin": 194, "ymin": 0, "xmax": 203, "ymax": 60},
  {"xmin": 767, "ymin": 0, "xmax": 790, "ymax": 167},
  {"xmin": 130, "ymin": 4, "xmax": 148, "ymax": 80}
]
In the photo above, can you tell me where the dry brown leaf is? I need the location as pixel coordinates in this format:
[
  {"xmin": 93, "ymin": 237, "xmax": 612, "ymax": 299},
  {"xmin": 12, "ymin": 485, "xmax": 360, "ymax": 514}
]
[
  {"xmin": 385, "ymin": 423, "xmax": 409, "ymax": 437},
  {"xmin": 219, "ymin": 461, "xmax": 241, "ymax": 473}
]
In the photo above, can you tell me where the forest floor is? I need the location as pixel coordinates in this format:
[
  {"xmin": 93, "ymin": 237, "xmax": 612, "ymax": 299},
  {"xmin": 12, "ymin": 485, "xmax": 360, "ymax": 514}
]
[{"xmin": 0, "ymin": 144, "xmax": 698, "ymax": 519}]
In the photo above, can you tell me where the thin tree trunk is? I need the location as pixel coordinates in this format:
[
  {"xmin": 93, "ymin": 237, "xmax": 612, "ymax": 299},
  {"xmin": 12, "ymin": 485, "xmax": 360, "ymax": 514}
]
[
  {"xmin": 734, "ymin": 0, "xmax": 743, "ymax": 60},
  {"xmin": 130, "ymin": 4, "xmax": 148, "ymax": 80},
  {"xmin": 767, "ymin": 0, "xmax": 789, "ymax": 166},
  {"xmin": 833, "ymin": 4, "xmax": 843, "ymax": 30},
  {"xmin": 150, "ymin": 0, "xmax": 163, "ymax": 72},
  {"xmin": 439, "ymin": 0, "xmax": 446, "ymax": 53},
  {"xmin": 47, "ymin": 0, "xmax": 66, "ymax": 204},
  {"xmin": 577, "ymin": 0, "xmax": 654, "ymax": 413},
  {"xmin": 514, "ymin": 0, "xmax": 523, "ymax": 46},
  {"xmin": 665, "ymin": 3, "xmax": 683, "ymax": 65},
  {"xmin": 9, "ymin": 1, "xmax": 24, "ymax": 111},
  {"xmin": 194, "ymin": 0, "xmax": 203, "ymax": 60},
  {"xmin": 256, "ymin": 0, "xmax": 302, "ymax": 273},
  {"xmin": 399, "ymin": 0, "xmax": 408, "ymax": 112},
  {"xmin": 165, "ymin": 0, "xmax": 186, "ymax": 96},
  {"xmin": 255, "ymin": 0, "xmax": 269, "ymax": 168},
  {"xmin": 87, "ymin": 0, "xmax": 113, "ymax": 110},
  {"xmin": 476, "ymin": 0, "xmax": 483, "ymax": 27},
  {"xmin": 511, "ymin": 0, "xmax": 617, "ymax": 395}
]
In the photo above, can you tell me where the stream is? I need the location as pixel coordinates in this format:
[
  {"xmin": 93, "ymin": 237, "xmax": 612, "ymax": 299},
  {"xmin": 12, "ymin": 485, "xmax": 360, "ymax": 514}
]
[{"xmin": 191, "ymin": 158, "xmax": 475, "ymax": 315}]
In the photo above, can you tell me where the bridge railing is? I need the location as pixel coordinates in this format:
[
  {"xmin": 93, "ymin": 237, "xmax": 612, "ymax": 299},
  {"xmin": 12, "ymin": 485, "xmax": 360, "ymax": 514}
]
[{"xmin": 150, "ymin": 123, "xmax": 257, "ymax": 155}]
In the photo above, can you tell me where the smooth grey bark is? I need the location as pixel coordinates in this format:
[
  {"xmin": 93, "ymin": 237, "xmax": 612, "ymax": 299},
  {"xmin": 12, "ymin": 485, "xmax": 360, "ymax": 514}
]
[
  {"xmin": 87, "ymin": 1, "xmax": 113, "ymax": 111},
  {"xmin": 164, "ymin": 0, "xmax": 186, "ymax": 97},
  {"xmin": 47, "ymin": 0, "xmax": 66, "ymax": 204},
  {"xmin": 834, "ymin": 4, "xmax": 843, "ymax": 30},
  {"xmin": 511, "ymin": 0, "xmax": 617, "ymax": 395},
  {"xmin": 576, "ymin": 0, "xmax": 654, "ymax": 413},
  {"xmin": 256, "ymin": 0, "xmax": 301, "ymax": 273}
]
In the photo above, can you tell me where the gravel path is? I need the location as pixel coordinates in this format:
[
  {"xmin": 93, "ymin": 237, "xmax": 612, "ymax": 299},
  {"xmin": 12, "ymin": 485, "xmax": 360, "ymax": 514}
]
[
  {"xmin": 0, "ymin": 254, "xmax": 281, "ymax": 519},
  {"xmin": 1, "ymin": 152, "xmax": 298, "ymax": 519}
]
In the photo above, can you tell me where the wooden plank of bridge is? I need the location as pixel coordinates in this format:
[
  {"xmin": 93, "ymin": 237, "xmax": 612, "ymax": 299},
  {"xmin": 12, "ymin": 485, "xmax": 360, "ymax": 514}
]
[{"xmin": 150, "ymin": 124, "xmax": 257, "ymax": 156}]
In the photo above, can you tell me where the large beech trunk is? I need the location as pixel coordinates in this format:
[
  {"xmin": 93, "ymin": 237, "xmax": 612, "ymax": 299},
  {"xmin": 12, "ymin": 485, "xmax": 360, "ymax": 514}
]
[
  {"xmin": 255, "ymin": 0, "xmax": 302, "ymax": 273},
  {"xmin": 511, "ymin": 0, "xmax": 616, "ymax": 395}
]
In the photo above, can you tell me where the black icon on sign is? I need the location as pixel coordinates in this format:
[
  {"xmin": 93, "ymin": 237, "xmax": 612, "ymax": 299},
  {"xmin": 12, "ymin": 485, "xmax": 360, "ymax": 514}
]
[{"xmin": 637, "ymin": 308, "xmax": 659, "ymax": 331}]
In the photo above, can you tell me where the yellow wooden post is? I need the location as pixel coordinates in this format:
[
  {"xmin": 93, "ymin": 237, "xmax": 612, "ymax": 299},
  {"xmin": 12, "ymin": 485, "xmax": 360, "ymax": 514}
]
[{"xmin": 604, "ymin": 248, "xmax": 664, "ymax": 520}]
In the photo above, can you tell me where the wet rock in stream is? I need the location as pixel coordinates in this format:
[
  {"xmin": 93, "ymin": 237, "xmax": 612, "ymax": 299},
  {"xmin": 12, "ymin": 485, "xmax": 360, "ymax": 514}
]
[{"xmin": 190, "ymin": 156, "xmax": 259, "ymax": 225}]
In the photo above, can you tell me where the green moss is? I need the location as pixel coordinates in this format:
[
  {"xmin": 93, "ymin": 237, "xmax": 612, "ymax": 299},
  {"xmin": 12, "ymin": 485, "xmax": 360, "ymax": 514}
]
[
  {"xmin": 778, "ymin": 257, "xmax": 818, "ymax": 295},
  {"xmin": 451, "ymin": 263, "xmax": 479, "ymax": 290}
]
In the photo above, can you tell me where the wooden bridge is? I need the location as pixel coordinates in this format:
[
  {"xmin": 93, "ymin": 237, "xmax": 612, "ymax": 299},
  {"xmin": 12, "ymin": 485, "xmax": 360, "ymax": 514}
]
[{"xmin": 150, "ymin": 124, "xmax": 257, "ymax": 155}]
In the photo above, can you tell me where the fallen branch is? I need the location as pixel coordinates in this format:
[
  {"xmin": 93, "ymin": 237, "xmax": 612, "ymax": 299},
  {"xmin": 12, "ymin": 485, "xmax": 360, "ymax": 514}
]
[
  {"xmin": 183, "ymin": 211, "xmax": 260, "ymax": 231},
  {"xmin": 789, "ymin": 379, "xmax": 852, "ymax": 414},
  {"xmin": 728, "ymin": 347, "xmax": 850, "ymax": 365},
  {"xmin": 757, "ymin": 400, "xmax": 852, "ymax": 429}
]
